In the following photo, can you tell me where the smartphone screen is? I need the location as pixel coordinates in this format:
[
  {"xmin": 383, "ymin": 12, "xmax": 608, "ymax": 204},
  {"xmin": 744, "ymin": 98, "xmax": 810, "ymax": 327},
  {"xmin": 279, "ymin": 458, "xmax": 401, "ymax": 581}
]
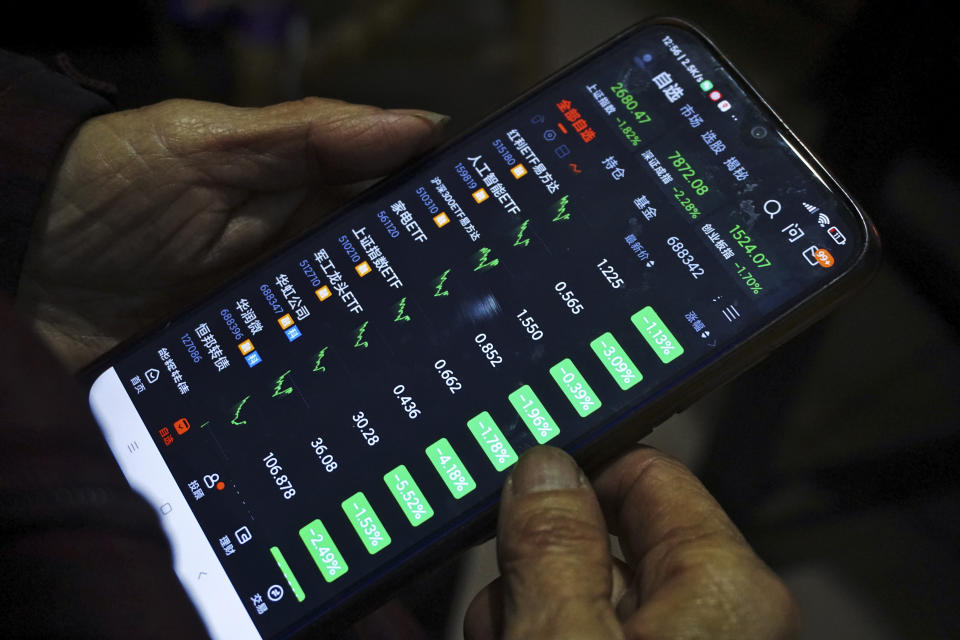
[{"xmin": 87, "ymin": 20, "xmax": 871, "ymax": 639}]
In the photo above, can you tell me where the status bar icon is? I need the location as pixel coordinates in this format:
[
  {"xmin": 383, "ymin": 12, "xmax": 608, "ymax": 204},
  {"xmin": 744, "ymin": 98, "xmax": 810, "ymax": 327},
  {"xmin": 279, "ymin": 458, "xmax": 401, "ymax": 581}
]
[
  {"xmin": 802, "ymin": 246, "xmax": 834, "ymax": 268},
  {"xmin": 828, "ymin": 226, "xmax": 847, "ymax": 246}
]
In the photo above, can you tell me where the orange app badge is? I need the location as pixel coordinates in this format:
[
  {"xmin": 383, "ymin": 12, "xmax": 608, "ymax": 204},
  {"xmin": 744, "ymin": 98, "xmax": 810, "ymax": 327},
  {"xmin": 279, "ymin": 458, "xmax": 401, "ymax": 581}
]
[
  {"xmin": 814, "ymin": 248, "xmax": 835, "ymax": 268},
  {"xmin": 174, "ymin": 418, "xmax": 191, "ymax": 435}
]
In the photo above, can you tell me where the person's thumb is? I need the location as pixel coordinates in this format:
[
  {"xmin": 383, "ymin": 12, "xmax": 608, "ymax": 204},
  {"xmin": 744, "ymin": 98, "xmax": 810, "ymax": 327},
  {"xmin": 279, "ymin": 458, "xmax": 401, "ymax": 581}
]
[{"xmin": 495, "ymin": 446, "xmax": 622, "ymax": 640}]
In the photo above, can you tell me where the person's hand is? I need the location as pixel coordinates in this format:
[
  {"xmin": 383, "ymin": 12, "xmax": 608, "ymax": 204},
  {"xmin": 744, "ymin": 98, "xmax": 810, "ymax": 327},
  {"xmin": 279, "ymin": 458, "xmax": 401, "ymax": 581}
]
[
  {"xmin": 464, "ymin": 446, "xmax": 798, "ymax": 640},
  {"xmin": 16, "ymin": 97, "xmax": 447, "ymax": 370}
]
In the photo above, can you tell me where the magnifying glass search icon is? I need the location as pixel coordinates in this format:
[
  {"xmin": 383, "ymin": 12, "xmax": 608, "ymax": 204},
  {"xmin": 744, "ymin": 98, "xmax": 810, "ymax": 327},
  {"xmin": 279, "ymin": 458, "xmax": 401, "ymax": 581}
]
[{"xmin": 763, "ymin": 199, "xmax": 782, "ymax": 219}]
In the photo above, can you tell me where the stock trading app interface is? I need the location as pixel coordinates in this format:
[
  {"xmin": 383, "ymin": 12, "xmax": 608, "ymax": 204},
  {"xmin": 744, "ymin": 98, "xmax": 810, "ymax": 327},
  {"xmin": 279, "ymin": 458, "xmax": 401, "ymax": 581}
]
[{"xmin": 97, "ymin": 24, "xmax": 862, "ymax": 638}]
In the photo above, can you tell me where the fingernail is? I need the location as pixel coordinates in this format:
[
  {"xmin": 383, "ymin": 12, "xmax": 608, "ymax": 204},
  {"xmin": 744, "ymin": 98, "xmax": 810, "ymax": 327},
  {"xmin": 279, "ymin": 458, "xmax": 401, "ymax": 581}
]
[
  {"xmin": 389, "ymin": 108, "xmax": 451, "ymax": 128},
  {"xmin": 510, "ymin": 446, "xmax": 585, "ymax": 496}
]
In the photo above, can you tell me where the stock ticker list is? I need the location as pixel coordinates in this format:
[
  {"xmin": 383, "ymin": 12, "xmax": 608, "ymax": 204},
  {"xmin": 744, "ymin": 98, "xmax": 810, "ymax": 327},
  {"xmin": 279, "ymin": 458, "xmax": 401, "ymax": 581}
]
[{"xmin": 113, "ymin": 30, "xmax": 836, "ymax": 632}]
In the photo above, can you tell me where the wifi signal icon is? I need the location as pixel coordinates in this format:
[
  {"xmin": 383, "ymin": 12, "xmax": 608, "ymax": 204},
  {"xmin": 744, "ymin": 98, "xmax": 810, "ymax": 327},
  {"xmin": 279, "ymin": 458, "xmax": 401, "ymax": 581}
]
[{"xmin": 817, "ymin": 213, "xmax": 830, "ymax": 228}]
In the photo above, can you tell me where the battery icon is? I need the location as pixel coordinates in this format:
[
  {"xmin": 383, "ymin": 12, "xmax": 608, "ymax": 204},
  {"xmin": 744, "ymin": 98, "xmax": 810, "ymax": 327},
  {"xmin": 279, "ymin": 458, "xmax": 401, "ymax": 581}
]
[{"xmin": 827, "ymin": 226, "xmax": 847, "ymax": 246}]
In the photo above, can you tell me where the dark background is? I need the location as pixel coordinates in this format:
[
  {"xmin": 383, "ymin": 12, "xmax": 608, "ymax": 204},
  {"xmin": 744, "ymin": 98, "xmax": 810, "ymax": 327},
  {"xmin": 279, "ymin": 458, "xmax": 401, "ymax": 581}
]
[{"xmin": 4, "ymin": 1, "xmax": 958, "ymax": 638}]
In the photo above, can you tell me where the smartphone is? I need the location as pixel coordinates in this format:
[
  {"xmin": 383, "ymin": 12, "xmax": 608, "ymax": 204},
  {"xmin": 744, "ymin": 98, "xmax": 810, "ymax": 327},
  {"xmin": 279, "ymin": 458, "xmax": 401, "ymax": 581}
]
[{"xmin": 84, "ymin": 17, "xmax": 878, "ymax": 639}]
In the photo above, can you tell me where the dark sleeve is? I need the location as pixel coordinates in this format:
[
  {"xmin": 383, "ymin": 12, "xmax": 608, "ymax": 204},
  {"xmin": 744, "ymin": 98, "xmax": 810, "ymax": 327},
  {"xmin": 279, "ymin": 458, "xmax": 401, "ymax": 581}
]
[
  {"xmin": 0, "ymin": 50, "xmax": 113, "ymax": 295},
  {"xmin": 0, "ymin": 294, "xmax": 209, "ymax": 638}
]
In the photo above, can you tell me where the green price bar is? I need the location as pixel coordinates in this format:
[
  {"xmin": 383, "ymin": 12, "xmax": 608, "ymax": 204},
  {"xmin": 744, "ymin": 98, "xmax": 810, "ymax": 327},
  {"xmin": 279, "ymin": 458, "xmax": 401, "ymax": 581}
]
[
  {"xmin": 298, "ymin": 518, "xmax": 349, "ymax": 583},
  {"xmin": 549, "ymin": 358, "xmax": 602, "ymax": 417},
  {"xmin": 426, "ymin": 438, "xmax": 477, "ymax": 499},
  {"xmin": 467, "ymin": 411, "xmax": 518, "ymax": 471},
  {"xmin": 341, "ymin": 492, "xmax": 391, "ymax": 555},
  {"xmin": 383, "ymin": 465, "xmax": 434, "ymax": 527},
  {"xmin": 590, "ymin": 332, "xmax": 643, "ymax": 390},
  {"xmin": 269, "ymin": 546, "xmax": 305, "ymax": 602},
  {"xmin": 631, "ymin": 305, "xmax": 684, "ymax": 364},
  {"xmin": 508, "ymin": 385, "xmax": 560, "ymax": 444}
]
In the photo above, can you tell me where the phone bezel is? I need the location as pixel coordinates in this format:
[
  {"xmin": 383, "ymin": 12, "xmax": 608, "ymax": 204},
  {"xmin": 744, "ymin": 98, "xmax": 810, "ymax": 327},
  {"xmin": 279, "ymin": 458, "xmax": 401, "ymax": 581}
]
[{"xmin": 81, "ymin": 16, "xmax": 879, "ymax": 638}]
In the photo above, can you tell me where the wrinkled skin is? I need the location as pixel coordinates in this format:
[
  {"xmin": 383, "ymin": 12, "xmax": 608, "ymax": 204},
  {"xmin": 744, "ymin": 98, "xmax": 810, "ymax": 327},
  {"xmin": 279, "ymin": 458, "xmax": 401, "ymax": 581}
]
[
  {"xmin": 17, "ymin": 97, "xmax": 447, "ymax": 370},
  {"xmin": 465, "ymin": 446, "xmax": 799, "ymax": 640}
]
